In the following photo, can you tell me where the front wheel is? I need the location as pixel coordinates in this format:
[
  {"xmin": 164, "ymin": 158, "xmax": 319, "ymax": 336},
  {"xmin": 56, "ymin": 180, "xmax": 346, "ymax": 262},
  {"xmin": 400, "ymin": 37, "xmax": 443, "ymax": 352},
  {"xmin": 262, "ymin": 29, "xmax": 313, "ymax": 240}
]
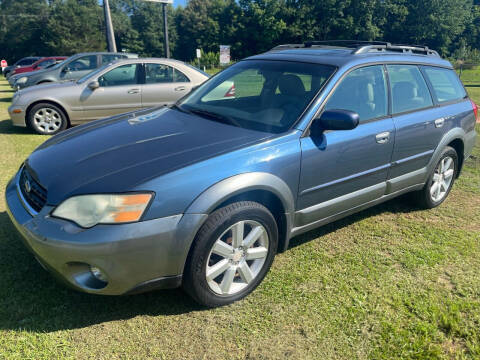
[
  {"xmin": 416, "ymin": 146, "xmax": 458, "ymax": 209},
  {"xmin": 183, "ymin": 201, "xmax": 278, "ymax": 307},
  {"xmin": 28, "ymin": 102, "xmax": 68, "ymax": 135}
]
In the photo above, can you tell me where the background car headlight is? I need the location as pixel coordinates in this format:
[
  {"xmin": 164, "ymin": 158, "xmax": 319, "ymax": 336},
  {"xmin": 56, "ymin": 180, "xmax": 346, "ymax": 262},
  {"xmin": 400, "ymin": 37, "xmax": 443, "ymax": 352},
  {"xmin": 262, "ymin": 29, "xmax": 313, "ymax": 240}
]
[
  {"xmin": 52, "ymin": 193, "xmax": 153, "ymax": 228},
  {"xmin": 16, "ymin": 77, "xmax": 28, "ymax": 84}
]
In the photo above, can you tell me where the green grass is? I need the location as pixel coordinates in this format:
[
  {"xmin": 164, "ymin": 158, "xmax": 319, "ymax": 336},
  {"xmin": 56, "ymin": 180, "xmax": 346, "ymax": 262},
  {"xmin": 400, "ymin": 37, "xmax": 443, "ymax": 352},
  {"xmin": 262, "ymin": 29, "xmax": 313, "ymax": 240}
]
[{"xmin": 0, "ymin": 77, "xmax": 479, "ymax": 359}]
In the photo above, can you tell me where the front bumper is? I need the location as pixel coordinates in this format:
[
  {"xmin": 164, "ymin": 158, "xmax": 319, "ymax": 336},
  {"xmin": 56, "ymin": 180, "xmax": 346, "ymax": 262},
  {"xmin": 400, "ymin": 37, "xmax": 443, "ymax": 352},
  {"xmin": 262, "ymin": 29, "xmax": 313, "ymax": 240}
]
[
  {"xmin": 8, "ymin": 104, "xmax": 27, "ymax": 127},
  {"xmin": 5, "ymin": 171, "xmax": 207, "ymax": 295}
]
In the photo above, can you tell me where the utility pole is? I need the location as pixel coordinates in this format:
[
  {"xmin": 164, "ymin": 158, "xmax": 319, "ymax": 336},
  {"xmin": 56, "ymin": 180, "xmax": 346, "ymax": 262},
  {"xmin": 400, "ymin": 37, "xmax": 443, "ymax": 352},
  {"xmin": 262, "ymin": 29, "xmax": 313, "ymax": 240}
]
[
  {"xmin": 103, "ymin": 0, "xmax": 117, "ymax": 52},
  {"xmin": 143, "ymin": 0, "xmax": 172, "ymax": 58},
  {"xmin": 162, "ymin": 3, "xmax": 170, "ymax": 58}
]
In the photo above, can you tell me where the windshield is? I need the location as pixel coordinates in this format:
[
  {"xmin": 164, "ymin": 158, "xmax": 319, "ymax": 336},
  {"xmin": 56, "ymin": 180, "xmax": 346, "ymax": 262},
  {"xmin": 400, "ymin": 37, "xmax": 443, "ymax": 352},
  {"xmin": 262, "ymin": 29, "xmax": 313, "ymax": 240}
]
[
  {"xmin": 76, "ymin": 62, "xmax": 113, "ymax": 84},
  {"xmin": 178, "ymin": 60, "xmax": 335, "ymax": 133}
]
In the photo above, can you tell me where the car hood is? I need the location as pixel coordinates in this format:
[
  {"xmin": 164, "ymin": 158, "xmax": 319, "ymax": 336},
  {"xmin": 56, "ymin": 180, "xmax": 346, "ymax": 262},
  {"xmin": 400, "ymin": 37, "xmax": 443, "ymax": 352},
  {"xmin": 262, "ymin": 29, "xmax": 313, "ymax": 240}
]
[{"xmin": 26, "ymin": 107, "xmax": 273, "ymax": 205}]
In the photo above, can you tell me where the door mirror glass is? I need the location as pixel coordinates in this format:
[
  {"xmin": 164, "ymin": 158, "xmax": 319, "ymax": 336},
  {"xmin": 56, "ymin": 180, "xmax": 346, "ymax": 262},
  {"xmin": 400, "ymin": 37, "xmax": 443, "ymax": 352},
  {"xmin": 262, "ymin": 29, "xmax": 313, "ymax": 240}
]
[
  {"xmin": 311, "ymin": 109, "xmax": 359, "ymax": 136},
  {"xmin": 88, "ymin": 80, "xmax": 100, "ymax": 90}
]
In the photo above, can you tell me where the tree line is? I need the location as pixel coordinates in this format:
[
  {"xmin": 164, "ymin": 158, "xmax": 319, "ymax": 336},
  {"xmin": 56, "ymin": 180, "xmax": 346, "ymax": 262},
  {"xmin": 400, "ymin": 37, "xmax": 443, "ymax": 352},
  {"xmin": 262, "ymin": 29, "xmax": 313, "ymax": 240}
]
[{"xmin": 1, "ymin": 0, "xmax": 480, "ymax": 64}]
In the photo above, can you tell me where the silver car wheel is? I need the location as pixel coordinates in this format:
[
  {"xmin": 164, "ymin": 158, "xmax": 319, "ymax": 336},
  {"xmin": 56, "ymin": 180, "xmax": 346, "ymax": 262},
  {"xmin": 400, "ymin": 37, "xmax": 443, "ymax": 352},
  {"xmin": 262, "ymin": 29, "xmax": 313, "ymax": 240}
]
[
  {"xmin": 206, "ymin": 220, "xmax": 269, "ymax": 296},
  {"xmin": 430, "ymin": 156, "xmax": 455, "ymax": 202},
  {"xmin": 33, "ymin": 107, "xmax": 62, "ymax": 134}
]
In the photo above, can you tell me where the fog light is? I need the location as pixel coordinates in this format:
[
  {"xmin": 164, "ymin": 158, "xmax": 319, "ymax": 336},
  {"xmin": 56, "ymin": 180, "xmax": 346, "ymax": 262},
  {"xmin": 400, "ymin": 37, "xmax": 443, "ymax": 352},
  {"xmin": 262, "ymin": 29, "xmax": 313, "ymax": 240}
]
[{"xmin": 90, "ymin": 266, "xmax": 108, "ymax": 282}]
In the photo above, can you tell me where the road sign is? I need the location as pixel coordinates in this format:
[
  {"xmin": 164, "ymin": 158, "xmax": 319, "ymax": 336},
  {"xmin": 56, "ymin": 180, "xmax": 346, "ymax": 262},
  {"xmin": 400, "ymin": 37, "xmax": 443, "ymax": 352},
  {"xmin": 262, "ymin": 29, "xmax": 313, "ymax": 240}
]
[
  {"xmin": 196, "ymin": 49, "xmax": 201, "ymax": 59},
  {"xmin": 1, "ymin": 60, "xmax": 7, "ymax": 69},
  {"xmin": 220, "ymin": 45, "xmax": 231, "ymax": 65},
  {"xmin": 143, "ymin": 0, "xmax": 173, "ymax": 3}
]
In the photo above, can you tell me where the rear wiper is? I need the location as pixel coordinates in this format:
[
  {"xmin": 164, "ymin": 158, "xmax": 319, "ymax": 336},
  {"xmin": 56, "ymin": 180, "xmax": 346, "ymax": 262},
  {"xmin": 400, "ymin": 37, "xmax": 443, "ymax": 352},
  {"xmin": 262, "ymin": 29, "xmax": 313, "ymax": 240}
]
[{"xmin": 188, "ymin": 108, "xmax": 239, "ymax": 126}]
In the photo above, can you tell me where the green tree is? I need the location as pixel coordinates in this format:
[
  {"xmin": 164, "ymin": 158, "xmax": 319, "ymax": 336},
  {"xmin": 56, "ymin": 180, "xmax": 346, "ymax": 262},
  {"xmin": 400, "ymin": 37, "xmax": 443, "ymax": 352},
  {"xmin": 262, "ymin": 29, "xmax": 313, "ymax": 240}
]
[{"xmin": 43, "ymin": 0, "xmax": 106, "ymax": 55}]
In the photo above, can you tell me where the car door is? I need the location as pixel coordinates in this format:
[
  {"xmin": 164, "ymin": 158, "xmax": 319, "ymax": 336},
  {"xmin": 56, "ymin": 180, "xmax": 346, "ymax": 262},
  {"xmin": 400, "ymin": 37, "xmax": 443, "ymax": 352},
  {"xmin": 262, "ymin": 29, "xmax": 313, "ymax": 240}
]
[
  {"xmin": 386, "ymin": 64, "xmax": 442, "ymax": 184},
  {"xmin": 80, "ymin": 63, "xmax": 142, "ymax": 120},
  {"xmin": 296, "ymin": 65, "xmax": 395, "ymax": 227},
  {"xmin": 60, "ymin": 55, "xmax": 98, "ymax": 81},
  {"xmin": 141, "ymin": 63, "xmax": 193, "ymax": 108}
]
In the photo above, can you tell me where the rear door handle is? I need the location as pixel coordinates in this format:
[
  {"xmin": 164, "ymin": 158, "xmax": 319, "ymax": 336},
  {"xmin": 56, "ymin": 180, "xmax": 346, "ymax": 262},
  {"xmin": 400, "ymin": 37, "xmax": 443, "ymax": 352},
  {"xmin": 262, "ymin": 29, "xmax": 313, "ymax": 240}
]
[
  {"xmin": 375, "ymin": 131, "xmax": 390, "ymax": 144},
  {"xmin": 175, "ymin": 86, "xmax": 186, "ymax": 92},
  {"xmin": 128, "ymin": 89, "xmax": 140, "ymax": 94},
  {"xmin": 434, "ymin": 117, "xmax": 445, "ymax": 128}
]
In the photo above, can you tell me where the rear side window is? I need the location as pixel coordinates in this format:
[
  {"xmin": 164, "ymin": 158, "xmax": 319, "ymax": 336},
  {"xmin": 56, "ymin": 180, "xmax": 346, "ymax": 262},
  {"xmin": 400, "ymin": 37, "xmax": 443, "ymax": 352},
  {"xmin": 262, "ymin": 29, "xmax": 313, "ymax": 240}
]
[
  {"xmin": 387, "ymin": 65, "xmax": 433, "ymax": 114},
  {"xmin": 423, "ymin": 67, "xmax": 466, "ymax": 103},
  {"xmin": 325, "ymin": 65, "xmax": 388, "ymax": 122}
]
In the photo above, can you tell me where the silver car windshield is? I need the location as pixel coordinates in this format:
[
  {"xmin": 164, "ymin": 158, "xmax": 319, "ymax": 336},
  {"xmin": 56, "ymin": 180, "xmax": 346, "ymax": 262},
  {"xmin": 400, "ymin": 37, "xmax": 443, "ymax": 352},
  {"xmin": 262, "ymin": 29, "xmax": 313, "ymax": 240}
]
[{"xmin": 178, "ymin": 60, "xmax": 336, "ymax": 134}]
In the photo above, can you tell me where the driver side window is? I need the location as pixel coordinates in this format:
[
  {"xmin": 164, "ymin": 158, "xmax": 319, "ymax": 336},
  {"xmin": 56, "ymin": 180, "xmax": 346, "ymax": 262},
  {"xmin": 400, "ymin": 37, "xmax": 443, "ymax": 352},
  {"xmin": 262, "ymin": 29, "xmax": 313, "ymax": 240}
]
[
  {"xmin": 325, "ymin": 65, "xmax": 388, "ymax": 122},
  {"xmin": 98, "ymin": 64, "xmax": 140, "ymax": 87}
]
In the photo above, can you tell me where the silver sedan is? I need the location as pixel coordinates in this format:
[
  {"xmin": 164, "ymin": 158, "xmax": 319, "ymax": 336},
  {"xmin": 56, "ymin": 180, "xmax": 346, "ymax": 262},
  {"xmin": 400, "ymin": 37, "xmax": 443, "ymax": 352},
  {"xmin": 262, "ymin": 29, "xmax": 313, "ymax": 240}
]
[{"xmin": 8, "ymin": 58, "xmax": 212, "ymax": 135}]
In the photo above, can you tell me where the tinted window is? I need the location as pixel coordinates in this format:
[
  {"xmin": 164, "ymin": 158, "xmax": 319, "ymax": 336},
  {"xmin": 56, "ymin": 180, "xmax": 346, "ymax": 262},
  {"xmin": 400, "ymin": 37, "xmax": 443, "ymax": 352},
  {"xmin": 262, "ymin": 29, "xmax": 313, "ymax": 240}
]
[
  {"xmin": 145, "ymin": 64, "xmax": 174, "ymax": 84},
  {"xmin": 325, "ymin": 65, "xmax": 388, "ymax": 122},
  {"xmin": 387, "ymin": 65, "xmax": 433, "ymax": 114},
  {"xmin": 423, "ymin": 67, "xmax": 466, "ymax": 103},
  {"xmin": 101, "ymin": 54, "xmax": 125, "ymax": 64},
  {"xmin": 18, "ymin": 58, "xmax": 36, "ymax": 66},
  {"xmin": 180, "ymin": 60, "xmax": 335, "ymax": 133},
  {"xmin": 173, "ymin": 69, "xmax": 190, "ymax": 82},
  {"xmin": 39, "ymin": 59, "xmax": 55, "ymax": 68},
  {"xmin": 98, "ymin": 64, "xmax": 140, "ymax": 87},
  {"xmin": 68, "ymin": 55, "xmax": 97, "ymax": 72}
]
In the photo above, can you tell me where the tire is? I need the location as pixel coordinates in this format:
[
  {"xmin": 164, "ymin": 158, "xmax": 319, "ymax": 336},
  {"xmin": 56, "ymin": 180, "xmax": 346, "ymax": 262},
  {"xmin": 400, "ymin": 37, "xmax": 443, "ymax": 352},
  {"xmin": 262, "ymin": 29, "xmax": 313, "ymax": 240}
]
[
  {"xmin": 28, "ymin": 102, "xmax": 68, "ymax": 135},
  {"xmin": 183, "ymin": 201, "xmax": 278, "ymax": 307},
  {"xmin": 415, "ymin": 146, "xmax": 458, "ymax": 209}
]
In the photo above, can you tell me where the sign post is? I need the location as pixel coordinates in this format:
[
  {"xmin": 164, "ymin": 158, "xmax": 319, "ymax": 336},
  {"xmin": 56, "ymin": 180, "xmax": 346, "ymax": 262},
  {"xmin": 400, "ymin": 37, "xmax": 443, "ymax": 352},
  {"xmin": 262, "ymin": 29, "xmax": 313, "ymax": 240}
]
[{"xmin": 143, "ymin": 0, "xmax": 173, "ymax": 58}]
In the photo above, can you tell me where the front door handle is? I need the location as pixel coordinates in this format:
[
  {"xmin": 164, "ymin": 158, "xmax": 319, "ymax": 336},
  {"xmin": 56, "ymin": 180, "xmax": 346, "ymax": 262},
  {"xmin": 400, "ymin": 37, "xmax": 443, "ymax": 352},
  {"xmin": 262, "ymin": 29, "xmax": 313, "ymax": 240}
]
[
  {"xmin": 375, "ymin": 131, "xmax": 390, "ymax": 144},
  {"xmin": 128, "ymin": 89, "xmax": 140, "ymax": 94},
  {"xmin": 434, "ymin": 117, "xmax": 445, "ymax": 128},
  {"xmin": 175, "ymin": 86, "xmax": 186, "ymax": 92}
]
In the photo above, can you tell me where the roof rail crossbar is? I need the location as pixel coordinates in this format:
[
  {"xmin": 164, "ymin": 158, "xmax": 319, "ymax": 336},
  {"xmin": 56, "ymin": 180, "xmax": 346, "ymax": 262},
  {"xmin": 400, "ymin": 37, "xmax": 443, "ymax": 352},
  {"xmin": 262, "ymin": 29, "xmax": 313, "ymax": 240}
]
[
  {"xmin": 269, "ymin": 41, "xmax": 440, "ymax": 57},
  {"xmin": 354, "ymin": 43, "xmax": 439, "ymax": 57}
]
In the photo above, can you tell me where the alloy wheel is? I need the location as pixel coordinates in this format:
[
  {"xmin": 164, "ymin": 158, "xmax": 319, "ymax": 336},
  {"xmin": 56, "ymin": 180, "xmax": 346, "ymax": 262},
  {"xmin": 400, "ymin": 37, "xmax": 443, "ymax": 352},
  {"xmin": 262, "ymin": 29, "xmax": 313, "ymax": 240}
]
[
  {"xmin": 33, "ymin": 107, "xmax": 62, "ymax": 134},
  {"xmin": 206, "ymin": 220, "xmax": 269, "ymax": 296},
  {"xmin": 430, "ymin": 156, "xmax": 455, "ymax": 202}
]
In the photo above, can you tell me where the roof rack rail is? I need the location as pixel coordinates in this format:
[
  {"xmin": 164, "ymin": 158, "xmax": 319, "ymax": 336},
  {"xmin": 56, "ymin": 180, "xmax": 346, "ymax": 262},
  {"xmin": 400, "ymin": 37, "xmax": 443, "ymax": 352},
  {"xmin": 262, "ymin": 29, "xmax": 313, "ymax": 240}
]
[{"xmin": 270, "ymin": 40, "xmax": 440, "ymax": 57}]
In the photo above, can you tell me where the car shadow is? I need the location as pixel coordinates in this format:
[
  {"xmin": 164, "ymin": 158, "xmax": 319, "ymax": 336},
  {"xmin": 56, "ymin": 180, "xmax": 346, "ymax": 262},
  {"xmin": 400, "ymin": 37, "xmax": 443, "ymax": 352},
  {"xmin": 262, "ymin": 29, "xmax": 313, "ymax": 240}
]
[
  {"xmin": 0, "ymin": 195, "xmax": 420, "ymax": 333},
  {"xmin": 0, "ymin": 119, "xmax": 33, "ymax": 135}
]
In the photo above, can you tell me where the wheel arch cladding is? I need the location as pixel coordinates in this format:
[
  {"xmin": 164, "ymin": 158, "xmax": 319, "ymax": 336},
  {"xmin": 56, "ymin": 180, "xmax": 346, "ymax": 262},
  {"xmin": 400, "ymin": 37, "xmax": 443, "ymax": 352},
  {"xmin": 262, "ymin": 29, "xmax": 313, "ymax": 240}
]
[
  {"xmin": 185, "ymin": 172, "xmax": 296, "ymax": 254},
  {"xmin": 428, "ymin": 128, "xmax": 466, "ymax": 179}
]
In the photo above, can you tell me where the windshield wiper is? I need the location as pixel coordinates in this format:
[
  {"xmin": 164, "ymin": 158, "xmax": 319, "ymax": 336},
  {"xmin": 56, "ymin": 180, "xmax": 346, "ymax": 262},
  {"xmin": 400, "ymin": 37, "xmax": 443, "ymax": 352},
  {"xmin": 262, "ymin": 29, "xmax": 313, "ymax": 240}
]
[
  {"xmin": 187, "ymin": 108, "xmax": 239, "ymax": 127},
  {"xmin": 170, "ymin": 103, "xmax": 191, "ymax": 114}
]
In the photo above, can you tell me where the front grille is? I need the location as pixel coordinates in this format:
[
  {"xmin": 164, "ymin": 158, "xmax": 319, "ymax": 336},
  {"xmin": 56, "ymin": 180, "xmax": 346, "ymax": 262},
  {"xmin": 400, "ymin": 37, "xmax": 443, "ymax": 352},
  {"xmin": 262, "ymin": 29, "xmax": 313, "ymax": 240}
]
[{"xmin": 18, "ymin": 167, "xmax": 47, "ymax": 213}]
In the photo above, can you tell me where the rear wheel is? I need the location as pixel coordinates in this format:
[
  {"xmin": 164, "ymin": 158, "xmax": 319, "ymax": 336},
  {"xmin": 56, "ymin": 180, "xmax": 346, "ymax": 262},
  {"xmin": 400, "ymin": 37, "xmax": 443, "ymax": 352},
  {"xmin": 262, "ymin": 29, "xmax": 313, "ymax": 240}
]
[
  {"xmin": 415, "ymin": 146, "xmax": 458, "ymax": 209},
  {"xmin": 183, "ymin": 201, "xmax": 278, "ymax": 307},
  {"xmin": 28, "ymin": 102, "xmax": 68, "ymax": 135}
]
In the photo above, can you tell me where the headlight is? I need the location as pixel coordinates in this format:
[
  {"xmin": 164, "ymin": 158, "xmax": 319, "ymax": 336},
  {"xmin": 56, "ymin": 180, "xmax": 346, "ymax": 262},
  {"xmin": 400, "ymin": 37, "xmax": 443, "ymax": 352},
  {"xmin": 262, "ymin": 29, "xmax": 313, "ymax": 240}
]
[
  {"xmin": 52, "ymin": 193, "xmax": 153, "ymax": 228},
  {"xmin": 16, "ymin": 77, "xmax": 28, "ymax": 84}
]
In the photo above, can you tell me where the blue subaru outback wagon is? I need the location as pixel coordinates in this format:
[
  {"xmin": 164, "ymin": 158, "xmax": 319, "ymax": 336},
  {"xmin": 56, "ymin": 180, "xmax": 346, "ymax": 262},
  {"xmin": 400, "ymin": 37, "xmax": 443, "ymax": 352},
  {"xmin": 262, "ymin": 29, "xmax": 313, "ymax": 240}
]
[{"xmin": 6, "ymin": 41, "xmax": 478, "ymax": 307}]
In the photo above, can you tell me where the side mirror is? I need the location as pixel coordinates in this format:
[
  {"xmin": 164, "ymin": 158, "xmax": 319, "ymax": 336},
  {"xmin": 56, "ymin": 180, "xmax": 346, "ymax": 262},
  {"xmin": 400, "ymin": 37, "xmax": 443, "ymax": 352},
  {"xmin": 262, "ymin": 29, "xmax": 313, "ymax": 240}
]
[
  {"xmin": 62, "ymin": 67, "xmax": 71, "ymax": 73},
  {"xmin": 88, "ymin": 80, "xmax": 100, "ymax": 90},
  {"xmin": 311, "ymin": 109, "xmax": 359, "ymax": 136}
]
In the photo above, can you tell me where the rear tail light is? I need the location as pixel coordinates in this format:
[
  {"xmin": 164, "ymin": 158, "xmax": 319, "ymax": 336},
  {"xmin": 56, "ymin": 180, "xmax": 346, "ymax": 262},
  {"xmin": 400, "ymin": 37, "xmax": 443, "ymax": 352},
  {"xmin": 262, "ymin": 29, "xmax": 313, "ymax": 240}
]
[
  {"xmin": 224, "ymin": 84, "xmax": 236, "ymax": 98},
  {"xmin": 471, "ymin": 99, "xmax": 479, "ymax": 123}
]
